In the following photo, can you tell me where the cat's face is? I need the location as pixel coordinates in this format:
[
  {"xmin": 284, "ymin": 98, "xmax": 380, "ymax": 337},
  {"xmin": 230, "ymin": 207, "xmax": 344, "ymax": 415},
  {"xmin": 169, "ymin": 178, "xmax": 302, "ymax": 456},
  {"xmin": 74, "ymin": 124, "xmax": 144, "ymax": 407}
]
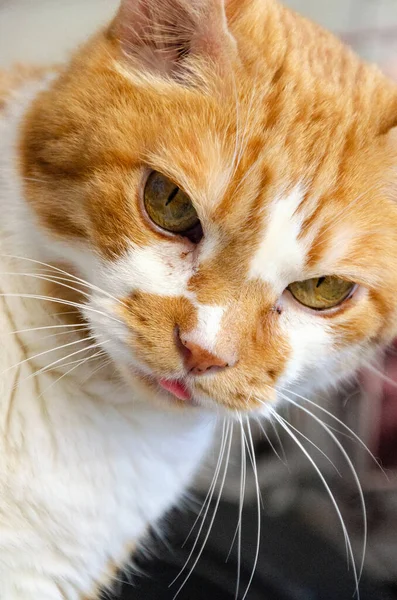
[{"xmin": 19, "ymin": 0, "xmax": 397, "ymax": 413}]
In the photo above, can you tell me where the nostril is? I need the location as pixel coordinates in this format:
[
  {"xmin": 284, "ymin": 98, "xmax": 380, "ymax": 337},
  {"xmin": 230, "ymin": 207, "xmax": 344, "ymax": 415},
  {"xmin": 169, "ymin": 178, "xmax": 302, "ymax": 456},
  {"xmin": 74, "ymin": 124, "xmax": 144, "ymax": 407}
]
[{"xmin": 176, "ymin": 326, "xmax": 231, "ymax": 376}]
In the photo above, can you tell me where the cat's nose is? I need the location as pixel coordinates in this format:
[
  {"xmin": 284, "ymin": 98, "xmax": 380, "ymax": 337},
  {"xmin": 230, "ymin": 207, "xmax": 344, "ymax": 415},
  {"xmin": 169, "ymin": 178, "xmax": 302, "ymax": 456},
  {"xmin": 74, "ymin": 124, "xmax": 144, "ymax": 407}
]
[{"xmin": 178, "ymin": 333, "xmax": 229, "ymax": 376}]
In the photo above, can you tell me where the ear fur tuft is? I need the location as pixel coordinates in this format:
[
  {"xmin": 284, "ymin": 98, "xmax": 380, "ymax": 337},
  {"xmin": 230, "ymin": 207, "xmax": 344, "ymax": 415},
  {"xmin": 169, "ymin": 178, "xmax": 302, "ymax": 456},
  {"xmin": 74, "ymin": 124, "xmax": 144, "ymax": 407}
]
[{"xmin": 109, "ymin": 0, "xmax": 236, "ymax": 79}]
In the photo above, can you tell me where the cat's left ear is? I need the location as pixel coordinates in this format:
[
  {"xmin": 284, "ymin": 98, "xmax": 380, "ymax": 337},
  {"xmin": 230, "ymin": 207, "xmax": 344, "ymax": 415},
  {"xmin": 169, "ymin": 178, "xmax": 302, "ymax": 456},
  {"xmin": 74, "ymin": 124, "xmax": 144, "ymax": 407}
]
[{"xmin": 108, "ymin": 0, "xmax": 237, "ymax": 79}]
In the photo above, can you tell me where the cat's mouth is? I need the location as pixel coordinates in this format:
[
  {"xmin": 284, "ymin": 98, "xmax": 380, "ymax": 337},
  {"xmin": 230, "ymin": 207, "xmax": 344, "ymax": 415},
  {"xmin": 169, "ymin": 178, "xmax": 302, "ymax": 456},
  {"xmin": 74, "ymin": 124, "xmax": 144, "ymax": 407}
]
[
  {"xmin": 157, "ymin": 378, "xmax": 192, "ymax": 402},
  {"xmin": 133, "ymin": 369, "xmax": 198, "ymax": 406}
]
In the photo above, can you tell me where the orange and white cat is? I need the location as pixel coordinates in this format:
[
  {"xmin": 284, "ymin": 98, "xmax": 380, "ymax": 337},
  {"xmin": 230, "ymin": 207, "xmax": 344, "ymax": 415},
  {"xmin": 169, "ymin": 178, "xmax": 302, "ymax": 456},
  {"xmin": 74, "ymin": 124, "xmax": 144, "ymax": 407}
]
[{"xmin": 1, "ymin": 0, "xmax": 397, "ymax": 598}]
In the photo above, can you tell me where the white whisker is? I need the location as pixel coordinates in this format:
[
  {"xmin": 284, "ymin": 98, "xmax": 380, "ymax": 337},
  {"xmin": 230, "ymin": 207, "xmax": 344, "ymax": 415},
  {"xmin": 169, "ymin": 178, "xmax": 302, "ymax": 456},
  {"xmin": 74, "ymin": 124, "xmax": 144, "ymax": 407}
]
[
  {"xmin": 279, "ymin": 392, "xmax": 367, "ymax": 591},
  {"xmin": 226, "ymin": 416, "xmax": 246, "ymax": 600},
  {"xmin": 273, "ymin": 410, "xmax": 342, "ymax": 476},
  {"xmin": 0, "ymin": 293, "xmax": 124, "ymax": 326},
  {"xmin": 172, "ymin": 422, "xmax": 233, "ymax": 599},
  {"xmin": 30, "ymin": 342, "xmax": 106, "ymax": 382},
  {"xmin": 267, "ymin": 404, "xmax": 360, "ymax": 600},
  {"xmin": 236, "ymin": 416, "xmax": 246, "ymax": 600},
  {"xmin": 361, "ymin": 360, "xmax": 397, "ymax": 390},
  {"xmin": 255, "ymin": 415, "xmax": 288, "ymax": 467},
  {"xmin": 1, "ymin": 335, "xmax": 97, "ymax": 378},
  {"xmin": 1, "ymin": 254, "xmax": 128, "ymax": 308},
  {"xmin": 35, "ymin": 348, "xmax": 108, "ymax": 400},
  {"xmin": 240, "ymin": 417, "xmax": 261, "ymax": 600},
  {"xmin": 7, "ymin": 323, "xmax": 88, "ymax": 336},
  {"xmin": 0, "ymin": 271, "xmax": 91, "ymax": 300},
  {"xmin": 182, "ymin": 419, "xmax": 228, "ymax": 547},
  {"xmin": 281, "ymin": 387, "xmax": 385, "ymax": 476},
  {"xmin": 79, "ymin": 357, "xmax": 114, "ymax": 384},
  {"xmin": 42, "ymin": 350, "xmax": 107, "ymax": 375}
]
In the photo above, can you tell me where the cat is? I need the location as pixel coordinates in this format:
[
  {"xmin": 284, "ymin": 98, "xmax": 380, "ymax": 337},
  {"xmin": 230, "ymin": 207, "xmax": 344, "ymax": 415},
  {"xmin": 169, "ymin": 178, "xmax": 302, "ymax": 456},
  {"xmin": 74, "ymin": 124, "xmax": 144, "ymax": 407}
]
[{"xmin": 1, "ymin": 0, "xmax": 397, "ymax": 598}]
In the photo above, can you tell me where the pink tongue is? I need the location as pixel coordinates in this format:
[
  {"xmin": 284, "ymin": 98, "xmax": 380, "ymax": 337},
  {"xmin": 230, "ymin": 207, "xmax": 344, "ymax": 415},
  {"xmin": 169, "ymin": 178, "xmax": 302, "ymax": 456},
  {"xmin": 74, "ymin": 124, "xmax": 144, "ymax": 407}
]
[{"xmin": 158, "ymin": 379, "xmax": 191, "ymax": 401}]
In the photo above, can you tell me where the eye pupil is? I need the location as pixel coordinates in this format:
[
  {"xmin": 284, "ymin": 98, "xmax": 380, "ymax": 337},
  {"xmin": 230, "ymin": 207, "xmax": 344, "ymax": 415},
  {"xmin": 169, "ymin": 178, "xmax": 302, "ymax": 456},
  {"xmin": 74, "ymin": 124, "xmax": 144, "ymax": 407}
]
[
  {"xmin": 165, "ymin": 187, "xmax": 179, "ymax": 206},
  {"xmin": 316, "ymin": 276, "xmax": 326, "ymax": 288}
]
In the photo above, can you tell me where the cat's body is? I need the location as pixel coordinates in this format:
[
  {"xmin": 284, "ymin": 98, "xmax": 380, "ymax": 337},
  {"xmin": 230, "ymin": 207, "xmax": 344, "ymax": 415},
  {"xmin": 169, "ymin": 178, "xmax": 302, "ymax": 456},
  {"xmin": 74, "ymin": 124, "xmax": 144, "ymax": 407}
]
[{"xmin": 1, "ymin": 0, "xmax": 397, "ymax": 598}]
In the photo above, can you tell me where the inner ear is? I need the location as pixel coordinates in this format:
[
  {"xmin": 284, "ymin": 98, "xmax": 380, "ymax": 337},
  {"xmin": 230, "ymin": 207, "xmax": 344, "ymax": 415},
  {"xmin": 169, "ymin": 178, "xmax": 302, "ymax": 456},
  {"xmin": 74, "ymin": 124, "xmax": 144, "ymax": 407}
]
[{"xmin": 109, "ymin": 0, "xmax": 236, "ymax": 78}]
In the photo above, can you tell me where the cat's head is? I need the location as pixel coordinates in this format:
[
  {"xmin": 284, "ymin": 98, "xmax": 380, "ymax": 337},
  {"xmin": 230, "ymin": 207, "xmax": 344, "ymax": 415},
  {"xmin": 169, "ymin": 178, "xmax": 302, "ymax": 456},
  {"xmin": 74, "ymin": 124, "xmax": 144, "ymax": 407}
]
[{"xmin": 19, "ymin": 0, "xmax": 397, "ymax": 413}]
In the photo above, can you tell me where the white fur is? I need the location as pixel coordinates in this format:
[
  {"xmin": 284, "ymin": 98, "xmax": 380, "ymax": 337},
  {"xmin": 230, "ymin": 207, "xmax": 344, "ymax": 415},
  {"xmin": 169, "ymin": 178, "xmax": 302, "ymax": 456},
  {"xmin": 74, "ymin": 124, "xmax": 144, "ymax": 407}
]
[
  {"xmin": 249, "ymin": 185, "xmax": 308, "ymax": 292},
  {"xmin": 181, "ymin": 302, "xmax": 225, "ymax": 353},
  {"xmin": 102, "ymin": 243, "xmax": 194, "ymax": 297},
  {"xmin": 278, "ymin": 299, "xmax": 333, "ymax": 387},
  {"xmin": 0, "ymin": 80, "xmax": 215, "ymax": 599}
]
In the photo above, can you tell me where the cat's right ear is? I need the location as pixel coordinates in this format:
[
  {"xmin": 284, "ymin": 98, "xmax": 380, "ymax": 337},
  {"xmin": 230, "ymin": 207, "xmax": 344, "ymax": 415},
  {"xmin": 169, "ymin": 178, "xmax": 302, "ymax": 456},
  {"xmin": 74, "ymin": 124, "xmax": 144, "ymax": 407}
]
[{"xmin": 108, "ymin": 0, "xmax": 237, "ymax": 79}]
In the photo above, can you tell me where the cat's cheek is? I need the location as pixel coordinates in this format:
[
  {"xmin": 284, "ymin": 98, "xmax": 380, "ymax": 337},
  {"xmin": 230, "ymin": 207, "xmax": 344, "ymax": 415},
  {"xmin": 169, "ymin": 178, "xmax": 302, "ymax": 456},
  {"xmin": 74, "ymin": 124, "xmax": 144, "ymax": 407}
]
[
  {"xmin": 276, "ymin": 304, "xmax": 334, "ymax": 388},
  {"xmin": 80, "ymin": 296, "xmax": 149, "ymax": 374}
]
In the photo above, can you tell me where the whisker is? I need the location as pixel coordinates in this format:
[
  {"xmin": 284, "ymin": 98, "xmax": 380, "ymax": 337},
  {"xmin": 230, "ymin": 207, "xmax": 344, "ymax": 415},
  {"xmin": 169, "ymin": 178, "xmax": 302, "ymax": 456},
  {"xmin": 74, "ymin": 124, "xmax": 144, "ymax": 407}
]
[
  {"xmin": 173, "ymin": 423, "xmax": 229, "ymax": 581},
  {"xmin": 34, "ymin": 348, "xmax": 108, "ymax": 400},
  {"xmin": 268, "ymin": 416, "xmax": 289, "ymax": 466},
  {"xmin": 42, "ymin": 350, "xmax": 107, "ymax": 375},
  {"xmin": 240, "ymin": 417, "xmax": 261, "ymax": 600},
  {"xmin": 79, "ymin": 357, "xmax": 114, "ymax": 384},
  {"xmin": 233, "ymin": 82, "xmax": 260, "ymax": 175},
  {"xmin": 0, "ymin": 293, "xmax": 124, "ymax": 326},
  {"xmin": 13, "ymin": 341, "xmax": 104, "ymax": 398},
  {"xmin": 32, "ymin": 342, "xmax": 106, "ymax": 378},
  {"xmin": 1, "ymin": 254, "xmax": 128, "ymax": 308},
  {"xmin": 267, "ymin": 405, "xmax": 360, "ymax": 600},
  {"xmin": 7, "ymin": 323, "xmax": 88, "ymax": 336},
  {"xmin": 172, "ymin": 422, "xmax": 233, "ymax": 599},
  {"xmin": 229, "ymin": 70, "xmax": 242, "ymax": 183},
  {"xmin": 279, "ymin": 392, "xmax": 367, "ymax": 591},
  {"xmin": 17, "ymin": 327, "xmax": 90, "ymax": 345},
  {"xmin": 22, "ymin": 177, "xmax": 48, "ymax": 184},
  {"xmin": 241, "ymin": 419, "xmax": 264, "ymax": 510},
  {"xmin": 1, "ymin": 335, "xmax": 97, "ymax": 378},
  {"xmin": 361, "ymin": 360, "xmax": 397, "ymax": 390},
  {"xmin": 236, "ymin": 416, "xmax": 246, "ymax": 600},
  {"xmin": 273, "ymin": 411, "xmax": 342, "ymax": 476},
  {"xmin": 182, "ymin": 419, "xmax": 228, "ymax": 547},
  {"xmin": 226, "ymin": 417, "xmax": 245, "ymax": 562},
  {"xmin": 255, "ymin": 415, "xmax": 288, "ymax": 467},
  {"xmin": 280, "ymin": 387, "xmax": 385, "ymax": 475},
  {"xmin": 0, "ymin": 271, "xmax": 91, "ymax": 300}
]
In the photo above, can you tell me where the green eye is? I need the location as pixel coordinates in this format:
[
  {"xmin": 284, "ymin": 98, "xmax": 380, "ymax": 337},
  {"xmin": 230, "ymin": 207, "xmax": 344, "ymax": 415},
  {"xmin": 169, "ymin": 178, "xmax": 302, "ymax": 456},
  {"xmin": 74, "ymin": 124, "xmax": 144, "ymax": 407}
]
[
  {"xmin": 288, "ymin": 276, "xmax": 355, "ymax": 310},
  {"xmin": 144, "ymin": 171, "xmax": 200, "ymax": 235}
]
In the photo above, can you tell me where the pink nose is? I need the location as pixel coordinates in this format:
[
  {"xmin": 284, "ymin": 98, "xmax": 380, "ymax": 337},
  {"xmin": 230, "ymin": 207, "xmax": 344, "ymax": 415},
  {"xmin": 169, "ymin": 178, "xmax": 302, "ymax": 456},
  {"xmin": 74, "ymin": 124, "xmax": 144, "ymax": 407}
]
[{"xmin": 179, "ymin": 335, "xmax": 229, "ymax": 376}]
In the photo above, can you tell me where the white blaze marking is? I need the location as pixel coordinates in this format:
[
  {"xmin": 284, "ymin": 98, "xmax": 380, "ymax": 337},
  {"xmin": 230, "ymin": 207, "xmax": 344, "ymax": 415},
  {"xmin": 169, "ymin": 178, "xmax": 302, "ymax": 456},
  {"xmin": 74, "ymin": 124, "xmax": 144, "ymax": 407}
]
[
  {"xmin": 182, "ymin": 302, "xmax": 225, "ymax": 354},
  {"xmin": 249, "ymin": 185, "xmax": 308, "ymax": 291}
]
